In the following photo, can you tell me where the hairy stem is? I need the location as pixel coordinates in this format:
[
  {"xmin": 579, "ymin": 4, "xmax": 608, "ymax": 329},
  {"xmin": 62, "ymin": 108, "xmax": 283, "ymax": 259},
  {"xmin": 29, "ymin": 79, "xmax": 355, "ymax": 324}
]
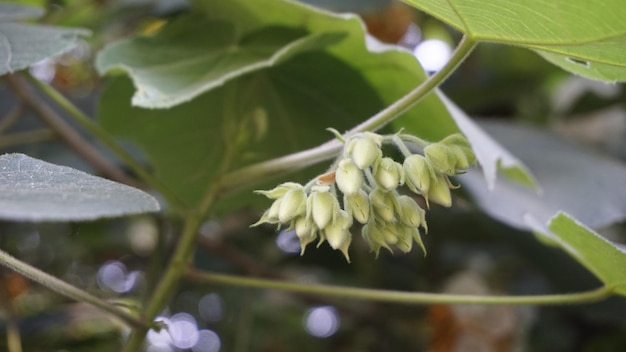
[
  {"xmin": 0, "ymin": 248, "xmax": 147, "ymax": 329},
  {"xmin": 187, "ymin": 269, "xmax": 614, "ymax": 306},
  {"xmin": 123, "ymin": 213, "xmax": 205, "ymax": 352},
  {"xmin": 22, "ymin": 73, "xmax": 188, "ymax": 212},
  {"xmin": 220, "ymin": 36, "xmax": 478, "ymax": 195}
]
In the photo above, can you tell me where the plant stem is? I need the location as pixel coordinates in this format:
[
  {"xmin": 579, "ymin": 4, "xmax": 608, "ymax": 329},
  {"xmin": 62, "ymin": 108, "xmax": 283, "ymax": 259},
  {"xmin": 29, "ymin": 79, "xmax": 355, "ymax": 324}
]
[
  {"xmin": 122, "ymin": 213, "xmax": 204, "ymax": 352},
  {"xmin": 220, "ymin": 36, "xmax": 478, "ymax": 195},
  {"xmin": 0, "ymin": 130, "xmax": 56, "ymax": 149},
  {"xmin": 21, "ymin": 73, "xmax": 188, "ymax": 212},
  {"xmin": 187, "ymin": 269, "xmax": 613, "ymax": 306},
  {"xmin": 0, "ymin": 248, "xmax": 147, "ymax": 329}
]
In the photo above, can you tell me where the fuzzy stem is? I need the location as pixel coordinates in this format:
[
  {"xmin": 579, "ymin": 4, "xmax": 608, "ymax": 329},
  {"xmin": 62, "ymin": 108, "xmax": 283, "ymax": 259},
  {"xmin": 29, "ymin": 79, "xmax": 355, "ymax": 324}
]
[
  {"xmin": 187, "ymin": 269, "xmax": 613, "ymax": 306},
  {"xmin": 220, "ymin": 36, "xmax": 478, "ymax": 195},
  {"xmin": 0, "ymin": 248, "xmax": 147, "ymax": 329}
]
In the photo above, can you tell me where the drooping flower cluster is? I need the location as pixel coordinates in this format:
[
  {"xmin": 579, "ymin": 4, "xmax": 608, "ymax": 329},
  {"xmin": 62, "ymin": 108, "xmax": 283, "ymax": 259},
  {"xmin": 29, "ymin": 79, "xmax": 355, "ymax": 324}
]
[{"xmin": 253, "ymin": 131, "xmax": 475, "ymax": 261}]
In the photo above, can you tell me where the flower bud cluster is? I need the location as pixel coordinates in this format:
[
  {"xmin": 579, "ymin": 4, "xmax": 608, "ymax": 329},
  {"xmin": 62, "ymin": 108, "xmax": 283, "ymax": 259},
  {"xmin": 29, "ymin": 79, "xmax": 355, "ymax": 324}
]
[{"xmin": 253, "ymin": 131, "xmax": 475, "ymax": 261}]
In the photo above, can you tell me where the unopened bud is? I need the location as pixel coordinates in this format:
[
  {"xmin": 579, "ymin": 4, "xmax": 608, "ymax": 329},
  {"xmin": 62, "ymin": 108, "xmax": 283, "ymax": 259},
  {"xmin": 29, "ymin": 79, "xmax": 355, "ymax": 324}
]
[
  {"xmin": 308, "ymin": 186, "xmax": 339, "ymax": 229},
  {"xmin": 335, "ymin": 158, "xmax": 364, "ymax": 195},
  {"xmin": 324, "ymin": 210, "xmax": 353, "ymax": 261},
  {"xmin": 374, "ymin": 157, "xmax": 404, "ymax": 191},
  {"xmin": 429, "ymin": 175, "xmax": 452, "ymax": 207},
  {"xmin": 344, "ymin": 190, "xmax": 370, "ymax": 224},
  {"xmin": 396, "ymin": 195, "xmax": 425, "ymax": 228},
  {"xmin": 278, "ymin": 187, "xmax": 307, "ymax": 223},
  {"xmin": 362, "ymin": 220, "xmax": 391, "ymax": 256},
  {"xmin": 424, "ymin": 143, "xmax": 456, "ymax": 175},
  {"xmin": 369, "ymin": 188, "xmax": 398, "ymax": 222},
  {"xmin": 346, "ymin": 135, "xmax": 382, "ymax": 169},
  {"xmin": 403, "ymin": 155, "xmax": 433, "ymax": 195},
  {"xmin": 294, "ymin": 216, "xmax": 317, "ymax": 255}
]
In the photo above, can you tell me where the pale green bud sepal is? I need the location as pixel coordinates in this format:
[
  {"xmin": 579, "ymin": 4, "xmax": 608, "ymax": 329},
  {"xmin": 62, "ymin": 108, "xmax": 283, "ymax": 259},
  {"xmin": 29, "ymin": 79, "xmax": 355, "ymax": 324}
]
[
  {"xmin": 429, "ymin": 175, "xmax": 452, "ymax": 207},
  {"xmin": 369, "ymin": 188, "xmax": 398, "ymax": 223},
  {"xmin": 403, "ymin": 155, "xmax": 434, "ymax": 197},
  {"xmin": 335, "ymin": 158, "xmax": 364, "ymax": 195},
  {"xmin": 323, "ymin": 210, "xmax": 353, "ymax": 262},
  {"xmin": 344, "ymin": 190, "xmax": 370, "ymax": 224},
  {"xmin": 308, "ymin": 186, "xmax": 339, "ymax": 229},
  {"xmin": 374, "ymin": 157, "xmax": 404, "ymax": 191},
  {"xmin": 346, "ymin": 134, "xmax": 382, "ymax": 169},
  {"xmin": 396, "ymin": 195, "xmax": 426, "ymax": 229},
  {"xmin": 424, "ymin": 143, "xmax": 457, "ymax": 175},
  {"xmin": 278, "ymin": 187, "xmax": 307, "ymax": 223}
]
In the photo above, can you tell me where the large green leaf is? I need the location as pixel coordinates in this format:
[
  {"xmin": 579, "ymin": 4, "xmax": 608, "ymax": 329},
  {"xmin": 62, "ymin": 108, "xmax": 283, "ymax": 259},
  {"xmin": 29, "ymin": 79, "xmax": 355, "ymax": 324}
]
[
  {"xmin": 0, "ymin": 154, "xmax": 160, "ymax": 221},
  {"xmin": 545, "ymin": 212, "xmax": 626, "ymax": 296},
  {"xmin": 460, "ymin": 122, "xmax": 626, "ymax": 231},
  {"xmin": 191, "ymin": 0, "xmax": 457, "ymax": 140},
  {"xmin": 0, "ymin": 4, "xmax": 89, "ymax": 76},
  {"xmin": 402, "ymin": 0, "xmax": 626, "ymax": 82},
  {"xmin": 98, "ymin": 52, "xmax": 386, "ymax": 207},
  {"xmin": 96, "ymin": 15, "xmax": 345, "ymax": 108}
]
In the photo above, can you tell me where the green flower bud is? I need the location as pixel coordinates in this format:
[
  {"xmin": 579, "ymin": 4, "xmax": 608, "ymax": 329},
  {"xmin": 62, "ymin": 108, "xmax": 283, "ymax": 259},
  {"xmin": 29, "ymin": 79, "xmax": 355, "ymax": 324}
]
[
  {"xmin": 255, "ymin": 182, "xmax": 302, "ymax": 199},
  {"xmin": 424, "ymin": 143, "xmax": 457, "ymax": 175},
  {"xmin": 403, "ymin": 154, "xmax": 433, "ymax": 196},
  {"xmin": 369, "ymin": 188, "xmax": 398, "ymax": 223},
  {"xmin": 374, "ymin": 157, "xmax": 404, "ymax": 191},
  {"xmin": 393, "ymin": 223, "xmax": 413, "ymax": 253},
  {"xmin": 440, "ymin": 133, "xmax": 471, "ymax": 148},
  {"xmin": 323, "ymin": 209, "xmax": 353, "ymax": 262},
  {"xmin": 278, "ymin": 187, "xmax": 307, "ymax": 223},
  {"xmin": 335, "ymin": 158, "xmax": 364, "ymax": 195},
  {"xmin": 251, "ymin": 197, "xmax": 282, "ymax": 227},
  {"xmin": 308, "ymin": 186, "xmax": 339, "ymax": 229},
  {"xmin": 362, "ymin": 220, "xmax": 391, "ymax": 257},
  {"xmin": 396, "ymin": 195, "xmax": 425, "ymax": 228},
  {"xmin": 346, "ymin": 135, "xmax": 382, "ymax": 169},
  {"xmin": 293, "ymin": 216, "xmax": 317, "ymax": 255},
  {"xmin": 408, "ymin": 225, "xmax": 427, "ymax": 256},
  {"xmin": 429, "ymin": 175, "xmax": 452, "ymax": 207},
  {"xmin": 344, "ymin": 190, "xmax": 370, "ymax": 224},
  {"xmin": 448, "ymin": 145, "xmax": 470, "ymax": 170}
]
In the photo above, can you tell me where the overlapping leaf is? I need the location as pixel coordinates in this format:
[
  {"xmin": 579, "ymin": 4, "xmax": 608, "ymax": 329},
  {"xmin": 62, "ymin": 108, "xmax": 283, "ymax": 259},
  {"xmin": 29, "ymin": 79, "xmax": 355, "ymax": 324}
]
[
  {"xmin": 0, "ymin": 3, "xmax": 89, "ymax": 76},
  {"xmin": 403, "ymin": 0, "xmax": 626, "ymax": 82},
  {"xmin": 96, "ymin": 16, "xmax": 345, "ymax": 108},
  {"xmin": 460, "ymin": 122, "xmax": 626, "ymax": 231},
  {"xmin": 0, "ymin": 154, "xmax": 160, "ymax": 221}
]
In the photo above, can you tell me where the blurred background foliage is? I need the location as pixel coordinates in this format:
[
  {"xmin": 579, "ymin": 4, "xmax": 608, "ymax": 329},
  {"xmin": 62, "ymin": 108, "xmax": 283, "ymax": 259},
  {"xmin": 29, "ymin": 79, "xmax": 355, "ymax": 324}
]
[{"xmin": 1, "ymin": 0, "xmax": 625, "ymax": 351}]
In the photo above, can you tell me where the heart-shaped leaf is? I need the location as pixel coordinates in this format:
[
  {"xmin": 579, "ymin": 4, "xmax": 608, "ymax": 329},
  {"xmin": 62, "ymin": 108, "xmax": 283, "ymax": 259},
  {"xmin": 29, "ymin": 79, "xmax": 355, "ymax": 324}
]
[
  {"xmin": 0, "ymin": 154, "xmax": 160, "ymax": 221},
  {"xmin": 403, "ymin": 0, "xmax": 626, "ymax": 82}
]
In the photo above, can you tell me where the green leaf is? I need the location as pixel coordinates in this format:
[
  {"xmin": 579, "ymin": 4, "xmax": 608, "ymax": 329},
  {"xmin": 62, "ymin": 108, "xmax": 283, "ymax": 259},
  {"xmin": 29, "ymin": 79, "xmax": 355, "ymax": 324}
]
[
  {"xmin": 98, "ymin": 51, "xmax": 386, "ymax": 207},
  {"xmin": 194, "ymin": 0, "xmax": 456, "ymax": 141},
  {"xmin": 460, "ymin": 121, "xmax": 626, "ymax": 231},
  {"xmin": 0, "ymin": 153, "xmax": 160, "ymax": 222},
  {"xmin": 96, "ymin": 15, "xmax": 345, "ymax": 108},
  {"xmin": 402, "ymin": 0, "xmax": 626, "ymax": 82},
  {"xmin": 546, "ymin": 212, "xmax": 626, "ymax": 296},
  {"xmin": 0, "ymin": 4, "xmax": 89, "ymax": 76}
]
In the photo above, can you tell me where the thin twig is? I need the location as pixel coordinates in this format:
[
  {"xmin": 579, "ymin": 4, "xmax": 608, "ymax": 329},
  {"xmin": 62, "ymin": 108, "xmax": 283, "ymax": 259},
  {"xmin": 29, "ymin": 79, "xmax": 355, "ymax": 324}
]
[
  {"xmin": 187, "ymin": 269, "xmax": 614, "ymax": 306},
  {"xmin": 0, "ymin": 129, "xmax": 56, "ymax": 149},
  {"xmin": 0, "ymin": 103, "xmax": 24, "ymax": 134},
  {"xmin": 0, "ymin": 248, "xmax": 149, "ymax": 330},
  {"xmin": 5, "ymin": 74, "xmax": 140, "ymax": 187}
]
